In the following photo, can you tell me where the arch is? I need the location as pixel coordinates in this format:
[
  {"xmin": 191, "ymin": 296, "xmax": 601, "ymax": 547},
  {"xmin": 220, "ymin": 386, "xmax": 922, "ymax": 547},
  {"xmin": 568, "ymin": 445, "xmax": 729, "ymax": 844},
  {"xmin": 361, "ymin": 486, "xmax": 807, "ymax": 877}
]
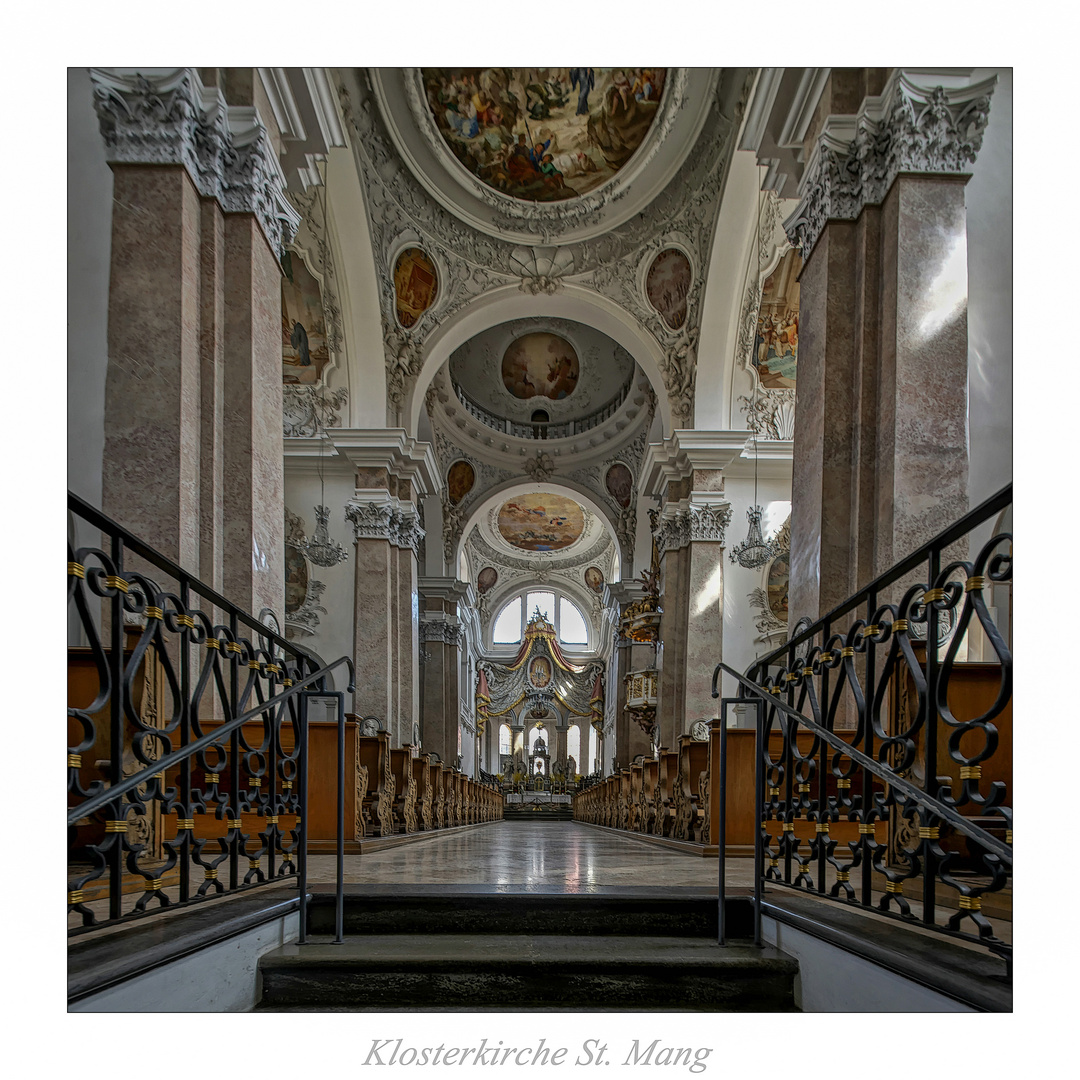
[{"xmin": 405, "ymin": 282, "xmax": 674, "ymax": 437}]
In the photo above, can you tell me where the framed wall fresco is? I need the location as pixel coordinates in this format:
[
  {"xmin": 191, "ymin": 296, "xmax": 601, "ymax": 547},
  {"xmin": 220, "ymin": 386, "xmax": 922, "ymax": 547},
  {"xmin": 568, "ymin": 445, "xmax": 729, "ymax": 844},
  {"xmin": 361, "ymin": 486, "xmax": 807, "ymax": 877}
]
[
  {"xmin": 584, "ymin": 566, "xmax": 604, "ymax": 593},
  {"xmin": 497, "ymin": 493, "xmax": 585, "ymax": 552},
  {"xmin": 753, "ymin": 247, "xmax": 801, "ymax": 390},
  {"xmin": 419, "ymin": 68, "xmax": 666, "ymax": 203},
  {"xmin": 281, "ymin": 251, "xmax": 331, "ymax": 385},
  {"xmin": 528, "ymin": 655, "xmax": 553, "ymax": 689},
  {"xmin": 394, "ymin": 248, "xmax": 438, "ymax": 329},
  {"xmin": 766, "ymin": 552, "xmax": 790, "ymax": 623},
  {"xmin": 446, "ymin": 460, "xmax": 476, "ymax": 505},
  {"xmin": 501, "ymin": 333, "xmax": 580, "ymax": 401},
  {"xmin": 645, "ymin": 248, "xmax": 692, "ymax": 331},
  {"xmin": 604, "ymin": 462, "xmax": 633, "ymax": 508},
  {"xmin": 477, "ymin": 567, "xmax": 498, "ymax": 594},
  {"xmin": 285, "ymin": 544, "xmax": 309, "ymax": 615}
]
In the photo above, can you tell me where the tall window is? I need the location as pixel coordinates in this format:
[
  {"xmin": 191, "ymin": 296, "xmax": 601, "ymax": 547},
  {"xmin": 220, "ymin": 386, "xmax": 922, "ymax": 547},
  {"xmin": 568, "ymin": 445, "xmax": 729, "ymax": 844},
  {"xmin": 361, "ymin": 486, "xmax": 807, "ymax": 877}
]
[
  {"xmin": 490, "ymin": 589, "xmax": 590, "ymax": 648},
  {"xmin": 566, "ymin": 724, "xmax": 580, "ymax": 776},
  {"xmin": 499, "ymin": 724, "xmax": 512, "ymax": 756}
]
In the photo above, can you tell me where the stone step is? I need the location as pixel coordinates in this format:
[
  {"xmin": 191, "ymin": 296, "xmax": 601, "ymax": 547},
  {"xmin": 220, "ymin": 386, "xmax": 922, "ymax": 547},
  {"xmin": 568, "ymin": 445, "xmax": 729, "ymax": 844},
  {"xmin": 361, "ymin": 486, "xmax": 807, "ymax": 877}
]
[
  {"xmin": 303, "ymin": 885, "xmax": 753, "ymax": 938},
  {"xmin": 257, "ymin": 933, "xmax": 798, "ymax": 1011}
]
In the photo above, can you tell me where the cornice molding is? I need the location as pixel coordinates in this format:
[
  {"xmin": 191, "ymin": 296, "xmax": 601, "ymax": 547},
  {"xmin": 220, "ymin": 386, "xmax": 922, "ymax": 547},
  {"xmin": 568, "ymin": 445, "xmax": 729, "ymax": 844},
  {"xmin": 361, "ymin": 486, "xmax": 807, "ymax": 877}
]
[
  {"xmin": 332, "ymin": 428, "xmax": 439, "ymax": 497},
  {"xmin": 89, "ymin": 67, "xmax": 301, "ymax": 255},
  {"xmin": 785, "ymin": 70, "xmax": 997, "ymax": 259},
  {"xmin": 641, "ymin": 431, "xmax": 748, "ymax": 497}
]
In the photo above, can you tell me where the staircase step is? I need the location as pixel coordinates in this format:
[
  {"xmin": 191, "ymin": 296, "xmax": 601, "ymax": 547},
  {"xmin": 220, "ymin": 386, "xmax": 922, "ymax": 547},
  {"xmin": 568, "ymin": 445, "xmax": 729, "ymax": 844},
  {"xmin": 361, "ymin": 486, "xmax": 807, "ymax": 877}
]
[
  {"xmin": 257, "ymin": 934, "xmax": 798, "ymax": 1011},
  {"xmin": 304, "ymin": 886, "xmax": 754, "ymax": 938}
]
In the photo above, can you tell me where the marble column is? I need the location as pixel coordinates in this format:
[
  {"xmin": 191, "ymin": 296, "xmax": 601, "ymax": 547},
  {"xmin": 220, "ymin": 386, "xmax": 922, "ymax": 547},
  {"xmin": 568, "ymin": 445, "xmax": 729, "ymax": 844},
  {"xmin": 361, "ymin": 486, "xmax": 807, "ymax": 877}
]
[
  {"xmin": 784, "ymin": 70, "xmax": 995, "ymax": 622},
  {"xmin": 418, "ymin": 577, "xmax": 470, "ymax": 765}
]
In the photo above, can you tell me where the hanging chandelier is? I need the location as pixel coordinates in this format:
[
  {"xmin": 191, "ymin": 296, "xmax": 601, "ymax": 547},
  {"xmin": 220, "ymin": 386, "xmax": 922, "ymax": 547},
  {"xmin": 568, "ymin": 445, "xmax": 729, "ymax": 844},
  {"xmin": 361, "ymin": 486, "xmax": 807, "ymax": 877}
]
[
  {"xmin": 299, "ymin": 502, "xmax": 349, "ymax": 567},
  {"xmin": 729, "ymin": 504, "xmax": 776, "ymax": 569}
]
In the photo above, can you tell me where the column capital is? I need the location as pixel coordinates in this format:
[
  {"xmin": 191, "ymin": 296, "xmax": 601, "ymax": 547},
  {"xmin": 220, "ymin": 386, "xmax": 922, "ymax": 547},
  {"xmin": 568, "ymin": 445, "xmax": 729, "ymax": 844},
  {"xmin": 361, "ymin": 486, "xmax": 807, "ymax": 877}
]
[
  {"xmin": 345, "ymin": 493, "xmax": 424, "ymax": 553},
  {"xmin": 785, "ymin": 69, "xmax": 997, "ymax": 258},
  {"xmin": 654, "ymin": 498, "xmax": 733, "ymax": 556},
  {"xmin": 89, "ymin": 67, "xmax": 301, "ymax": 255}
]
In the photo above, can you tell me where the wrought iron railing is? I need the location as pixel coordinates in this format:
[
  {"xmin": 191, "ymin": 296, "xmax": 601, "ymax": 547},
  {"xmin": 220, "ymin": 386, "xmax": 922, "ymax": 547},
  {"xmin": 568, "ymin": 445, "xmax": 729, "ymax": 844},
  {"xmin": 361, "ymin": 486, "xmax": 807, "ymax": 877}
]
[
  {"xmin": 452, "ymin": 380, "xmax": 631, "ymax": 440},
  {"xmin": 712, "ymin": 483, "xmax": 1012, "ymax": 967},
  {"xmin": 67, "ymin": 492, "xmax": 354, "ymax": 942}
]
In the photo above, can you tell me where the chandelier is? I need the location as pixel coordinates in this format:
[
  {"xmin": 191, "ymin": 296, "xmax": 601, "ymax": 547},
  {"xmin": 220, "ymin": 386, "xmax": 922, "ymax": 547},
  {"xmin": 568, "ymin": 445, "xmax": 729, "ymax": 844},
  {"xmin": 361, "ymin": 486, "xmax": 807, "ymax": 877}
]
[
  {"xmin": 299, "ymin": 502, "xmax": 349, "ymax": 567},
  {"xmin": 728, "ymin": 504, "xmax": 776, "ymax": 569}
]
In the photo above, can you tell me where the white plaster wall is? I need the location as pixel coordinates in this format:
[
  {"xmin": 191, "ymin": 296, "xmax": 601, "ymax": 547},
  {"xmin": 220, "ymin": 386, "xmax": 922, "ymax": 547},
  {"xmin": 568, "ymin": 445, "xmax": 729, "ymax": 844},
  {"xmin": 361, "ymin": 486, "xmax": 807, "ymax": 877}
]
[
  {"xmin": 69, "ymin": 912, "xmax": 299, "ymax": 1012},
  {"xmin": 965, "ymin": 67, "xmax": 1013, "ymax": 507},
  {"xmin": 67, "ymin": 67, "xmax": 112, "ymax": 512},
  {"xmin": 719, "ymin": 472, "xmax": 792, "ymax": 704},
  {"xmin": 762, "ymin": 917, "xmax": 975, "ymax": 1012},
  {"xmin": 284, "ymin": 463, "xmax": 358, "ymax": 710}
]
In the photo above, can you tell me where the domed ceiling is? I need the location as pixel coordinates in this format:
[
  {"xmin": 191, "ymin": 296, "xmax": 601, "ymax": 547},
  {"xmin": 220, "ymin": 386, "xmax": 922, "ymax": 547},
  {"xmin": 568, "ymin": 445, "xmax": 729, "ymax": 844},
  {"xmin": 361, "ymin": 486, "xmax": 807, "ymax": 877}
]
[
  {"xmin": 448, "ymin": 318, "xmax": 635, "ymax": 425},
  {"xmin": 420, "ymin": 68, "xmax": 667, "ymax": 203},
  {"xmin": 497, "ymin": 493, "xmax": 585, "ymax": 552}
]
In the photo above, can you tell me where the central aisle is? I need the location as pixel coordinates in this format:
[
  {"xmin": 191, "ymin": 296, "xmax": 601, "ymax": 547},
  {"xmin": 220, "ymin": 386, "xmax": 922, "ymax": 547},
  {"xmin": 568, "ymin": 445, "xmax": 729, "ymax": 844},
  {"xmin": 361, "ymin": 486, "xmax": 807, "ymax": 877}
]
[{"xmin": 305, "ymin": 821, "xmax": 751, "ymax": 889}]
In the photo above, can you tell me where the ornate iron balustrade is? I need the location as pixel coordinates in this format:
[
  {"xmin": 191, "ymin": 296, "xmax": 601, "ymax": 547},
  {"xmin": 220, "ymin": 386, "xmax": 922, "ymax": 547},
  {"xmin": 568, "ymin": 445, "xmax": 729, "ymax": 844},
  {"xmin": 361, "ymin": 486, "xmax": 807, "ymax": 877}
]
[
  {"xmin": 712, "ymin": 483, "xmax": 1012, "ymax": 966},
  {"xmin": 67, "ymin": 492, "xmax": 354, "ymax": 939},
  {"xmin": 452, "ymin": 379, "xmax": 631, "ymax": 440}
]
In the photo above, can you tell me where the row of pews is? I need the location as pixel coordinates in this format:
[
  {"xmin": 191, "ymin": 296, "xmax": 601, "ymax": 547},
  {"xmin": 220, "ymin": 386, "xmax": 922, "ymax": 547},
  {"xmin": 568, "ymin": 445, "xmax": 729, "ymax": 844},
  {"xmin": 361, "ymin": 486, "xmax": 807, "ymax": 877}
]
[{"xmin": 574, "ymin": 734, "xmax": 713, "ymax": 844}]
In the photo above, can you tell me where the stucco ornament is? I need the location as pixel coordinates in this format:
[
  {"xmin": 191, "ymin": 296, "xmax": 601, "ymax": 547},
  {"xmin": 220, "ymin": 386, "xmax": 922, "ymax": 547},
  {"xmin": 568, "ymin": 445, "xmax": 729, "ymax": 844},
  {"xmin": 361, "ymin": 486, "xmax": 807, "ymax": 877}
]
[{"xmin": 282, "ymin": 385, "xmax": 349, "ymax": 438}]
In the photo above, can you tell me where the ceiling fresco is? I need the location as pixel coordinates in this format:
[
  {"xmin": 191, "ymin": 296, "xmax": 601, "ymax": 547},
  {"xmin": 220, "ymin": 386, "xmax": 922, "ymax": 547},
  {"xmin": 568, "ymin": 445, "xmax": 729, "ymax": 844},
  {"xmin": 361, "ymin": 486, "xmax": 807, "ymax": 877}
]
[
  {"xmin": 420, "ymin": 68, "xmax": 666, "ymax": 203},
  {"xmin": 497, "ymin": 493, "xmax": 585, "ymax": 552},
  {"xmin": 501, "ymin": 332, "xmax": 580, "ymax": 401}
]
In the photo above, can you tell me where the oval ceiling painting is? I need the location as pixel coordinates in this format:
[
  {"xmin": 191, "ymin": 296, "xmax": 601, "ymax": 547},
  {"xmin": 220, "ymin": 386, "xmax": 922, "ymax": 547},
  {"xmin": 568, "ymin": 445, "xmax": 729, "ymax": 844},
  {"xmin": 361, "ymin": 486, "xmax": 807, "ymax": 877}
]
[
  {"xmin": 646, "ymin": 248, "xmax": 692, "ymax": 331},
  {"xmin": 502, "ymin": 333, "xmax": 579, "ymax": 401},
  {"xmin": 497, "ymin": 493, "xmax": 585, "ymax": 552},
  {"xmin": 420, "ymin": 68, "xmax": 666, "ymax": 203},
  {"xmin": 394, "ymin": 248, "xmax": 438, "ymax": 329}
]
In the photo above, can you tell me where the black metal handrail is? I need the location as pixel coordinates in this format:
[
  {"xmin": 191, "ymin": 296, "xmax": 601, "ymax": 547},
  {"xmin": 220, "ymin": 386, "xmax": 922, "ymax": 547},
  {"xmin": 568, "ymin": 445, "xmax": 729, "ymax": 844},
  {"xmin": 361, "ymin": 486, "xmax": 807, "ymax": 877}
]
[
  {"xmin": 68, "ymin": 491, "xmax": 354, "ymax": 942},
  {"xmin": 712, "ymin": 482, "xmax": 1012, "ymax": 966}
]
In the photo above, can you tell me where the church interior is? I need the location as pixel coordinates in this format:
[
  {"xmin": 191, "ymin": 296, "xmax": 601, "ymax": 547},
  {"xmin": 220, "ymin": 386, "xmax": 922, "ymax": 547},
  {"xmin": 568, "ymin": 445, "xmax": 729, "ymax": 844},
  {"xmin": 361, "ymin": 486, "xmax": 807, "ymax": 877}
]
[{"xmin": 65, "ymin": 64, "xmax": 1014, "ymax": 1019}]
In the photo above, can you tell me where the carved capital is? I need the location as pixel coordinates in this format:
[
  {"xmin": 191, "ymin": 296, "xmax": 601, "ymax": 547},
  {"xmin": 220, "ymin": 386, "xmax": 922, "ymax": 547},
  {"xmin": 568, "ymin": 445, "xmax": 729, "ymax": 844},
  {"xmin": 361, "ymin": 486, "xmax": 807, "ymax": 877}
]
[
  {"xmin": 655, "ymin": 500, "xmax": 732, "ymax": 555},
  {"xmin": 420, "ymin": 619, "xmax": 464, "ymax": 647},
  {"xmin": 346, "ymin": 496, "xmax": 425, "ymax": 553},
  {"xmin": 785, "ymin": 71, "xmax": 997, "ymax": 258},
  {"xmin": 90, "ymin": 68, "xmax": 301, "ymax": 254}
]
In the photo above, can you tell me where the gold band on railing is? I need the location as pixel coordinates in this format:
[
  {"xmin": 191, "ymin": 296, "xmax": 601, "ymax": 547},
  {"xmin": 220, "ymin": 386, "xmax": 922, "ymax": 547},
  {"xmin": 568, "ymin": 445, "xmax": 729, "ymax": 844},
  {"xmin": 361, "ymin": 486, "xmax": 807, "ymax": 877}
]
[
  {"xmin": 768, "ymin": 786, "xmax": 779, "ymax": 798},
  {"xmin": 248, "ymin": 661, "xmax": 261, "ymax": 670},
  {"xmin": 923, "ymin": 588, "xmax": 946, "ymax": 603},
  {"xmin": 205, "ymin": 773, "xmax": 219, "ymax": 784},
  {"xmin": 145, "ymin": 606, "xmax": 163, "ymax": 620},
  {"xmin": 225, "ymin": 642, "xmax": 242, "ymax": 654},
  {"xmin": 860, "ymin": 625, "xmax": 881, "ymax": 637},
  {"xmin": 836, "ymin": 871, "xmax": 850, "ymax": 883},
  {"xmin": 816, "ymin": 823, "xmax": 828, "ymax": 833},
  {"xmin": 267, "ymin": 664, "xmax": 281, "ymax": 675},
  {"xmin": 965, "ymin": 576, "xmax": 988, "ymax": 592},
  {"xmin": 282, "ymin": 679, "xmax": 293, "ymax": 687},
  {"xmin": 918, "ymin": 826, "xmax": 940, "ymax": 839},
  {"xmin": 819, "ymin": 652, "xmax": 834, "ymax": 663},
  {"xmin": 227, "ymin": 819, "xmax": 242, "ymax": 830},
  {"xmin": 176, "ymin": 819, "xmax": 195, "ymax": 830},
  {"xmin": 105, "ymin": 820, "xmax": 127, "ymax": 833},
  {"xmin": 841, "ymin": 647, "xmax": 855, "ymax": 658},
  {"xmin": 205, "ymin": 639, "xmax": 220, "ymax": 650},
  {"xmin": 770, "ymin": 686, "xmax": 782, "ymax": 695},
  {"xmin": 960, "ymin": 766, "xmax": 982, "ymax": 780},
  {"xmin": 798, "ymin": 783, "xmax": 810, "ymax": 793},
  {"xmin": 204, "ymin": 869, "xmax": 218, "ymax": 880},
  {"xmin": 859, "ymin": 823, "xmax": 876, "ymax": 834},
  {"xmin": 176, "ymin": 614, "xmax": 195, "ymax": 629},
  {"xmin": 782, "ymin": 822, "xmax": 794, "ymax": 832},
  {"xmin": 104, "ymin": 575, "xmax": 129, "ymax": 593},
  {"xmin": 837, "ymin": 779, "xmax": 851, "ymax": 789},
  {"xmin": 892, "ymin": 620, "xmax": 909, "ymax": 633},
  {"xmin": 282, "ymin": 781, "xmax": 293, "ymax": 790},
  {"xmin": 294, "ymin": 818, "xmax": 301, "ymax": 828},
  {"xmin": 69, "ymin": 890, "xmax": 85, "ymax": 904},
  {"xmin": 885, "ymin": 880, "xmax": 903, "ymax": 894},
  {"xmin": 785, "ymin": 673, "xmax": 798, "ymax": 682},
  {"xmin": 248, "ymin": 859, "xmax": 260, "ymax": 870},
  {"xmin": 249, "ymin": 777, "xmax": 262, "ymax": 787},
  {"xmin": 68, "ymin": 561, "xmax": 86, "ymax": 579},
  {"xmin": 68, "ymin": 754, "xmax": 82, "ymax": 769},
  {"xmin": 769, "ymin": 858, "xmax": 779, "ymax": 868},
  {"xmin": 799, "ymin": 863, "xmax": 811, "ymax": 875},
  {"xmin": 958, "ymin": 896, "xmax": 982, "ymax": 911},
  {"xmin": 266, "ymin": 815, "xmax": 278, "ymax": 825},
  {"xmin": 1006, "ymin": 829, "xmax": 1013, "ymax": 844},
  {"xmin": 143, "ymin": 878, "xmax": 163, "ymax": 892},
  {"xmin": 282, "ymin": 852, "xmax": 293, "ymax": 862},
  {"xmin": 802, "ymin": 667, "xmax": 815, "ymax": 677},
  {"xmin": 761, "ymin": 820, "xmax": 769, "ymax": 829}
]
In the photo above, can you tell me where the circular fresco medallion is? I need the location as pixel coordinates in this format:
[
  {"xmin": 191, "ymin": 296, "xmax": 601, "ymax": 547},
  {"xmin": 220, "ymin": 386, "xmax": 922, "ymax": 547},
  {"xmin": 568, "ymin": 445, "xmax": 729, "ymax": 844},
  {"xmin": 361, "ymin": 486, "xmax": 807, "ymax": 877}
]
[
  {"xmin": 646, "ymin": 248, "xmax": 692, "ymax": 331},
  {"xmin": 529, "ymin": 656, "xmax": 553, "ymax": 689},
  {"xmin": 497, "ymin": 493, "xmax": 585, "ymax": 552},
  {"xmin": 446, "ymin": 460, "xmax": 475, "ymax": 505},
  {"xmin": 604, "ymin": 462, "xmax": 633, "ymax": 508},
  {"xmin": 420, "ymin": 68, "xmax": 666, "ymax": 203},
  {"xmin": 501, "ymin": 332, "xmax": 579, "ymax": 401},
  {"xmin": 766, "ymin": 553, "xmax": 790, "ymax": 622},
  {"xmin": 284, "ymin": 545, "xmax": 308, "ymax": 615},
  {"xmin": 585, "ymin": 566, "xmax": 604, "ymax": 593},
  {"xmin": 477, "ymin": 567, "xmax": 498, "ymax": 594},
  {"xmin": 394, "ymin": 248, "xmax": 438, "ymax": 329}
]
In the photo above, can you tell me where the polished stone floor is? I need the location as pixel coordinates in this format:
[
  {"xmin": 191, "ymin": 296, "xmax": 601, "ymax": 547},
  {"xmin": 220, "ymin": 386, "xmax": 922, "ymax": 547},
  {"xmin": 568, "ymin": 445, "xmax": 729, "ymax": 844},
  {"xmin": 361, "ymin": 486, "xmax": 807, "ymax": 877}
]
[{"xmin": 304, "ymin": 822, "xmax": 742, "ymax": 888}]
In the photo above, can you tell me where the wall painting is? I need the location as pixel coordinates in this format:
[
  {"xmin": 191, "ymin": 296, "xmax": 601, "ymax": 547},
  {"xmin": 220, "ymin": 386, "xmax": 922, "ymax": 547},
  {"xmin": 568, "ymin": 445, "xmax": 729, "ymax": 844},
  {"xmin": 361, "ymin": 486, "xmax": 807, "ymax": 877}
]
[
  {"xmin": 497, "ymin": 493, "xmax": 585, "ymax": 552},
  {"xmin": 477, "ymin": 567, "xmax": 498, "ymax": 594},
  {"xmin": 394, "ymin": 248, "xmax": 438, "ymax": 329},
  {"xmin": 767, "ymin": 553, "xmax": 790, "ymax": 622},
  {"xmin": 529, "ymin": 656, "xmax": 553, "ymax": 689},
  {"xmin": 646, "ymin": 248, "xmax": 692, "ymax": 331},
  {"xmin": 282, "ymin": 251, "xmax": 330, "ymax": 385},
  {"xmin": 585, "ymin": 566, "xmax": 604, "ymax": 593},
  {"xmin": 420, "ymin": 68, "xmax": 666, "ymax": 203},
  {"xmin": 502, "ymin": 333, "xmax": 580, "ymax": 401},
  {"xmin": 447, "ymin": 460, "xmax": 476, "ymax": 505},
  {"xmin": 284, "ymin": 545, "xmax": 309, "ymax": 615},
  {"xmin": 753, "ymin": 248, "xmax": 801, "ymax": 390},
  {"xmin": 604, "ymin": 462, "xmax": 633, "ymax": 508}
]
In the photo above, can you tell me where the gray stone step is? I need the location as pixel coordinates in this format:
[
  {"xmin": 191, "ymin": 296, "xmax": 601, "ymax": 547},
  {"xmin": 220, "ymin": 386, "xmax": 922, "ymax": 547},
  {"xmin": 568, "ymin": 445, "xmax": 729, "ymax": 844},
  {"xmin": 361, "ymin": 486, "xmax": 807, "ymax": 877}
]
[{"xmin": 257, "ymin": 933, "xmax": 798, "ymax": 1011}]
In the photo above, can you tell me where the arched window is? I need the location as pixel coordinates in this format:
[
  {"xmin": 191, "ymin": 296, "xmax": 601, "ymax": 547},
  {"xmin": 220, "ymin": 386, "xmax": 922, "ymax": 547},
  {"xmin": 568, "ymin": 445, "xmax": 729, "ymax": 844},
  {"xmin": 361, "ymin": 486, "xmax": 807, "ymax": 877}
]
[
  {"xmin": 566, "ymin": 724, "xmax": 580, "ymax": 776},
  {"xmin": 490, "ymin": 589, "xmax": 591, "ymax": 648},
  {"xmin": 499, "ymin": 724, "xmax": 512, "ymax": 756}
]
